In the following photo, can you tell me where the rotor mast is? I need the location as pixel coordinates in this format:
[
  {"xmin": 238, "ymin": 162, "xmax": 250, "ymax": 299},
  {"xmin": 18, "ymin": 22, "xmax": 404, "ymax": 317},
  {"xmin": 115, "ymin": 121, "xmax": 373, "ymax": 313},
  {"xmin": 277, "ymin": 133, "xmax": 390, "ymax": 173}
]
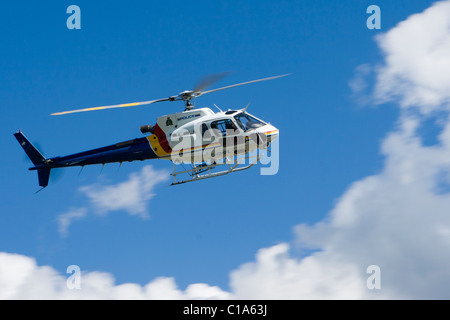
[{"xmin": 174, "ymin": 90, "xmax": 197, "ymax": 110}]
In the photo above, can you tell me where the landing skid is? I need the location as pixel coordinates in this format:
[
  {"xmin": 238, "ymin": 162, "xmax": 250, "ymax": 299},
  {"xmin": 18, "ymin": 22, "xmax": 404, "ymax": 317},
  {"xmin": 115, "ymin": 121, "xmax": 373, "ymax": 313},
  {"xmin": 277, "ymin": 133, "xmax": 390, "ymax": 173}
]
[{"xmin": 170, "ymin": 153, "xmax": 262, "ymax": 185}]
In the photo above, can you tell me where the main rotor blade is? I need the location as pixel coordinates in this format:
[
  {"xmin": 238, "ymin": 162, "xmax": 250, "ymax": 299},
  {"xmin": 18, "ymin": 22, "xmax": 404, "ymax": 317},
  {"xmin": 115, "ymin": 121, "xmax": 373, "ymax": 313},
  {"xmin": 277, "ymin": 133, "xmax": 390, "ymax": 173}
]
[
  {"xmin": 201, "ymin": 74, "xmax": 291, "ymax": 96},
  {"xmin": 51, "ymin": 98, "xmax": 170, "ymax": 116},
  {"xmin": 193, "ymin": 71, "xmax": 233, "ymax": 93}
]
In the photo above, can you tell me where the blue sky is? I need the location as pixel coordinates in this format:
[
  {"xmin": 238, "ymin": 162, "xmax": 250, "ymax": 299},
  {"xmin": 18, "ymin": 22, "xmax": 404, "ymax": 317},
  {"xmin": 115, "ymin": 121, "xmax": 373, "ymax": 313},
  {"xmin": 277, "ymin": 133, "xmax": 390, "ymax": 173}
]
[{"xmin": 3, "ymin": 0, "xmax": 449, "ymax": 299}]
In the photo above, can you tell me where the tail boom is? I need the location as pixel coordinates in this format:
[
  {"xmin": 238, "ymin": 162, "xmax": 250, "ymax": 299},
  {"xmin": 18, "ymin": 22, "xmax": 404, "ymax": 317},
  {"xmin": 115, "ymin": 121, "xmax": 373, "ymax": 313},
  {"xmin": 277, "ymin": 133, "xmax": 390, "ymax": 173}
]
[{"xmin": 14, "ymin": 130, "xmax": 159, "ymax": 188}]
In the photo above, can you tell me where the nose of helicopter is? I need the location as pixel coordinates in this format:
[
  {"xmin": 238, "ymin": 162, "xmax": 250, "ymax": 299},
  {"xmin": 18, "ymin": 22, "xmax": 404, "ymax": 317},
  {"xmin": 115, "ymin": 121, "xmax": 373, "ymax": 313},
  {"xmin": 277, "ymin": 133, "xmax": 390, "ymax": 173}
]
[
  {"xmin": 266, "ymin": 125, "xmax": 279, "ymax": 142},
  {"xmin": 257, "ymin": 124, "xmax": 279, "ymax": 145}
]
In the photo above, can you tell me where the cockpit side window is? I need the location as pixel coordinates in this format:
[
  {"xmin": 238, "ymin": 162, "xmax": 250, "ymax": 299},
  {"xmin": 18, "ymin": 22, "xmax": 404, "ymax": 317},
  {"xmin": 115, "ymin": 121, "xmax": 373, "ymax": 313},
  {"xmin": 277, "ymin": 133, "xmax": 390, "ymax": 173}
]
[
  {"xmin": 210, "ymin": 119, "xmax": 237, "ymax": 136},
  {"xmin": 233, "ymin": 113, "xmax": 265, "ymax": 132}
]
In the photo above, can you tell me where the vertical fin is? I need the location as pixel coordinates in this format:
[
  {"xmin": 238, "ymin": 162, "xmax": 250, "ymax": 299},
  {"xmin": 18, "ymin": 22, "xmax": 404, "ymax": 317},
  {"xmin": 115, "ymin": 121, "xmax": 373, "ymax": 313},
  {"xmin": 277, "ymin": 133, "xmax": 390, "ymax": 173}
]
[
  {"xmin": 37, "ymin": 168, "xmax": 51, "ymax": 188},
  {"xmin": 14, "ymin": 131, "xmax": 51, "ymax": 188},
  {"xmin": 13, "ymin": 131, "xmax": 46, "ymax": 166}
]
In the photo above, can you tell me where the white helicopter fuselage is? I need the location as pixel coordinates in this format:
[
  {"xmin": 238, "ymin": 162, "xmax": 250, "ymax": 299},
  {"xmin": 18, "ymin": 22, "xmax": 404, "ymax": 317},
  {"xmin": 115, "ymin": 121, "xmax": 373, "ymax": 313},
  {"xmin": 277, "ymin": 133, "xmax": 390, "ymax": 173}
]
[{"xmin": 148, "ymin": 107, "xmax": 278, "ymax": 163}]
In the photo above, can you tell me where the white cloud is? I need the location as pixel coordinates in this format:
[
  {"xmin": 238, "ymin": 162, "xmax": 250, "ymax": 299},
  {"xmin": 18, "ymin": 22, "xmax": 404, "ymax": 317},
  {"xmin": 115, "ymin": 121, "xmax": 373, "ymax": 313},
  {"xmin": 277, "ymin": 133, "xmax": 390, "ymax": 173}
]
[
  {"xmin": 373, "ymin": 0, "xmax": 450, "ymax": 114},
  {"xmin": 56, "ymin": 165, "xmax": 169, "ymax": 237},
  {"xmin": 80, "ymin": 165, "xmax": 169, "ymax": 218},
  {"xmin": 0, "ymin": 252, "xmax": 66, "ymax": 299},
  {"xmin": 0, "ymin": 252, "xmax": 231, "ymax": 300},
  {"xmin": 348, "ymin": 63, "xmax": 374, "ymax": 106},
  {"xmin": 57, "ymin": 208, "xmax": 87, "ymax": 238},
  {"xmin": 229, "ymin": 243, "xmax": 369, "ymax": 299},
  {"xmin": 291, "ymin": 119, "xmax": 450, "ymax": 299}
]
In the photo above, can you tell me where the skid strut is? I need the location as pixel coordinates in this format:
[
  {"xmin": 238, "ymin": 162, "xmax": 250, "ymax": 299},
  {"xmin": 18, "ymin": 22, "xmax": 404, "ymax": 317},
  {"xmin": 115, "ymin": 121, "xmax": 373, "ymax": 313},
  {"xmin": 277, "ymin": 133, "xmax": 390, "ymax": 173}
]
[{"xmin": 170, "ymin": 154, "xmax": 262, "ymax": 185}]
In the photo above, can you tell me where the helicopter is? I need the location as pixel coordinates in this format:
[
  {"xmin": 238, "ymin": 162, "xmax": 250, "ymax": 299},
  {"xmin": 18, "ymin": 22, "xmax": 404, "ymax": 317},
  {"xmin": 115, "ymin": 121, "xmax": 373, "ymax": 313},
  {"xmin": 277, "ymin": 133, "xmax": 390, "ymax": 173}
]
[{"xmin": 14, "ymin": 73, "xmax": 288, "ymax": 188}]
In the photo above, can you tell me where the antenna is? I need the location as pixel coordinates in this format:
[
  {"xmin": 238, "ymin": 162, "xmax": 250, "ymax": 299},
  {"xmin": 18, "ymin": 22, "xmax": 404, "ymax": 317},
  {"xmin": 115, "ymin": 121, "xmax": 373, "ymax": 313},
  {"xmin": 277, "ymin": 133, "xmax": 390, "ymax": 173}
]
[{"xmin": 213, "ymin": 104, "xmax": 223, "ymax": 112}]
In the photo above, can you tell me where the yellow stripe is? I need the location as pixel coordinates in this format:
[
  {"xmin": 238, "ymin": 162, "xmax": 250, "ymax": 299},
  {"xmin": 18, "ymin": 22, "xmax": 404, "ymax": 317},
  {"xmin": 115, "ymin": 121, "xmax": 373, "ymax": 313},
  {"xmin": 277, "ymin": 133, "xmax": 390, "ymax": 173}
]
[
  {"xmin": 118, "ymin": 102, "xmax": 140, "ymax": 107},
  {"xmin": 147, "ymin": 134, "xmax": 171, "ymax": 157},
  {"xmin": 51, "ymin": 102, "xmax": 142, "ymax": 115}
]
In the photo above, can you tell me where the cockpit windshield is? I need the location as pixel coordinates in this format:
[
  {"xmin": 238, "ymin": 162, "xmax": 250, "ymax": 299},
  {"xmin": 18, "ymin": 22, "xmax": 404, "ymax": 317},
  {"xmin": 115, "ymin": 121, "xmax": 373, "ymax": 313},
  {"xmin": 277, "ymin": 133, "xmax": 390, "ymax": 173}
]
[{"xmin": 233, "ymin": 112, "xmax": 266, "ymax": 132}]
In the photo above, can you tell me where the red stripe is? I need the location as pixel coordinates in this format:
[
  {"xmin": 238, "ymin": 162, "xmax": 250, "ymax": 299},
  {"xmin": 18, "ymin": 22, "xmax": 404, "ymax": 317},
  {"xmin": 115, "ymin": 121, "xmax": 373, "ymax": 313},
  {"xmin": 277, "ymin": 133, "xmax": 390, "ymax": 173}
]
[{"xmin": 153, "ymin": 124, "xmax": 172, "ymax": 153}]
